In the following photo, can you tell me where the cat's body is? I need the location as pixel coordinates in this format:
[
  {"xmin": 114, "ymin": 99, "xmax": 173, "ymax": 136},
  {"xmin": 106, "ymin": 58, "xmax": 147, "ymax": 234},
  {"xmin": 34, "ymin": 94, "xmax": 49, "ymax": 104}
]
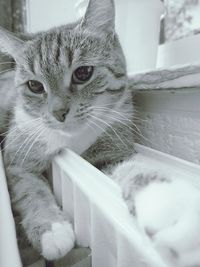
[{"xmin": 0, "ymin": 0, "xmax": 135, "ymax": 263}]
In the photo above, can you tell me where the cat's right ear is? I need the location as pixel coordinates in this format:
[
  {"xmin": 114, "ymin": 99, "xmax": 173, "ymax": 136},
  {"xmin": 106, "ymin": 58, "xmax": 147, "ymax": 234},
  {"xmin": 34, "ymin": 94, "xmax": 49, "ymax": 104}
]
[
  {"xmin": 81, "ymin": 0, "xmax": 115, "ymax": 35},
  {"xmin": 0, "ymin": 27, "xmax": 24, "ymax": 60}
]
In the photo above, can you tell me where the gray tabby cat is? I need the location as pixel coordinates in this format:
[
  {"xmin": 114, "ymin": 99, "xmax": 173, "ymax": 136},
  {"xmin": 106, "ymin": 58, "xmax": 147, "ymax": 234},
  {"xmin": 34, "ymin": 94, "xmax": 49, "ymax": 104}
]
[{"xmin": 0, "ymin": 0, "xmax": 134, "ymax": 262}]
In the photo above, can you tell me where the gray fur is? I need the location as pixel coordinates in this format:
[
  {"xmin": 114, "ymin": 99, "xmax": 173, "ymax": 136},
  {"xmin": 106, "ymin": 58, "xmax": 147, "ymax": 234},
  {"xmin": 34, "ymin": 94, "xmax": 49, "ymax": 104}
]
[{"xmin": 0, "ymin": 0, "xmax": 134, "ymax": 262}]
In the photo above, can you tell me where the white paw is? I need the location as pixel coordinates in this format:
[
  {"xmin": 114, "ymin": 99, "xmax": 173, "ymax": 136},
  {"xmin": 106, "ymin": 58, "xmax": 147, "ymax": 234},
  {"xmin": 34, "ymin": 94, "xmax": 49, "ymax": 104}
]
[{"xmin": 41, "ymin": 222, "xmax": 75, "ymax": 260}]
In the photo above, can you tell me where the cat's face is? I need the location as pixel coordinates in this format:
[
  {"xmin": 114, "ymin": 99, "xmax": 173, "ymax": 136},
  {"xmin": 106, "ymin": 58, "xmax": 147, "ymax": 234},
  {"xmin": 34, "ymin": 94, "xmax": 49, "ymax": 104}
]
[
  {"xmin": 15, "ymin": 27, "xmax": 127, "ymax": 134},
  {"xmin": 0, "ymin": 0, "xmax": 129, "ymax": 136}
]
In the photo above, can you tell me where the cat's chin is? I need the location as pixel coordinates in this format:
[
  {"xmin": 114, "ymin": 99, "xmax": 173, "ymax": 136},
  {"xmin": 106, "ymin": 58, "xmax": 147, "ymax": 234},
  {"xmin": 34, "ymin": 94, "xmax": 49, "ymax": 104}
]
[
  {"xmin": 59, "ymin": 123, "xmax": 88, "ymax": 136},
  {"xmin": 47, "ymin": 120, "xmax": 86, "ymax": 134},
  {"xmin": 57, "ymin": 129, "xmax": 72, "ymax": 138},
  {"xmin": 56, "ymin": 126, "xmax": 85, "ymax": 139}
]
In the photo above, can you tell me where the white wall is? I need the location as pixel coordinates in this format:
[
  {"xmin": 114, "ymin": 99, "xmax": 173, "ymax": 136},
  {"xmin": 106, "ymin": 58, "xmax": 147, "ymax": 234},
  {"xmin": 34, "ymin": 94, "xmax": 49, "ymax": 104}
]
[
  {"xmin": 26, "ymin": 0, "xmax": 78, "ymax": 33},
  {"xmin": 135, "ymin": 90, "xmax": 200, "ymax": 164},
  {"xmin": 138, "ymin": 30, "xmax": 200, "ymax": 164}
]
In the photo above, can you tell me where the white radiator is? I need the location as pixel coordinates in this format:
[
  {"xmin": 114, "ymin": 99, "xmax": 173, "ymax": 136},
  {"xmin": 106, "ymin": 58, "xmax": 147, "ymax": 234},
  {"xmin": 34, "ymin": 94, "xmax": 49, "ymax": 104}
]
[
  {"xmin": 53, "ymin": 147, "xmax": 168, "ymax": 267},
  {"xmin": 1, "ymin": 144, "xmax": 200, "ymax": 267}
]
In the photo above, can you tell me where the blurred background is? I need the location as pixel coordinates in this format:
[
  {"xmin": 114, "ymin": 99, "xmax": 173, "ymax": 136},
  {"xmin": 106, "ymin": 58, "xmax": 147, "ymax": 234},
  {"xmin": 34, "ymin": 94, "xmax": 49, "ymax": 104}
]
[{"xmin": 162, "ymin": 0, "xmax": 200, "ymax": 43}]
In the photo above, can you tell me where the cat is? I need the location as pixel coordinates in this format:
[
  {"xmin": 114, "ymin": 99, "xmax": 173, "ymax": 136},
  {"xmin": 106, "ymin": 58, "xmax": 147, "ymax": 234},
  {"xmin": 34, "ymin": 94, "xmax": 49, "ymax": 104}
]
[
  {"xmin": 1, "ymin": 1, "xmax": 199, "ymax": 266},
  {"xmin": 0, "ymin": 0, "xmax": 135, "ymax": 263}
]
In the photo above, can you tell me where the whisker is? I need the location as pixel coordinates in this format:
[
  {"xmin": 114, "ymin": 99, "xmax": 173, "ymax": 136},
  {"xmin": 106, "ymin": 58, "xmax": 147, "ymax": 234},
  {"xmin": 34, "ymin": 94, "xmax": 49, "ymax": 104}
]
[
  {"xmin": 9, "ymin": 124, "xmax": 44, "ymax": 166},
  {"xmin": 92, "ymin": 110, "xmax": 142, "ymax": 136},
  {"xmin": 90, "ymin": 105, "xmax": 137, "ymax": 120},
  {"xmin": 0, "ymin": 131, "xmax": 18, "ymax": 149},
  {"xmin": 87, "ymin": 118, "xmax": 106, "ymax": 134},
  {"xmin": 21, "ymin": 127, "xmax": 46, "ymax": 166},
  {"xmin": 88, "ymin": 114, "xmax": 129, "ymax": 149},
  {"xmin": 0, "ymin": 68, "xmax": 15, "ymax": 75},
  {"xmin": 91, "ymin": 106, "xmax": 137, "ymax": 123},
  {"xmin": 0, "ymin": 118, "xmax": 42, "ymax": 151},
  {"xmin": 0, "ymin": 62, "xmax": 14, "ymax": 65},
  {"xmin": 87, "ymin": 118, "xmax": 122, "ymax": 150},
  {"xmin": 18, "ymin": 124, "xmax": 44, "ymax": 161},
  {"xmin": 0, "ymin": 125, "xmax": 39, "ymax": 153},
  {"xmin": 132, "ymin": 117, "xmax": 148, "ymax": 122},
  {"xmin": 0, "ymin": 118, "xmax": 42, "ymax": 137},
  {"xmin": 90, "ymin": 109, "xmax": 155, "ymax": 147},
  {"xmin": 90, "ymin": 106, "xmax": 143, "ymax": 134},
  {"xmin": 86, "ymin": 121, "xmax": 98, "ymax": 134},
  {"xmin": 90, "ymin": 105, "xmax": 148, "ymax": 126}
]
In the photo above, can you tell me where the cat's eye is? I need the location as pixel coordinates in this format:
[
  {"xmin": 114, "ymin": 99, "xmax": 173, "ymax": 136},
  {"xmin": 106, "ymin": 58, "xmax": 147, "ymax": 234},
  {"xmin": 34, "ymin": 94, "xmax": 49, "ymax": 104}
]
[
  {"xmin": 27, "ymin": 80, "xmax": 45, "ymax": 94},
  {"xmin": 72, "ymin": 66, "xmax": 94, "ymax": 84}
]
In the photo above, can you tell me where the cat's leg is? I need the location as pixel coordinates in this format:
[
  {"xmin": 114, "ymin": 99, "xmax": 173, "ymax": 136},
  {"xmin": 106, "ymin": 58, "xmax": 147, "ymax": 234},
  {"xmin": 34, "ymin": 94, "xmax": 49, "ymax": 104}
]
[{"xmin": 6, "ymin": 166, "xmax": 75, "ymax": 261}]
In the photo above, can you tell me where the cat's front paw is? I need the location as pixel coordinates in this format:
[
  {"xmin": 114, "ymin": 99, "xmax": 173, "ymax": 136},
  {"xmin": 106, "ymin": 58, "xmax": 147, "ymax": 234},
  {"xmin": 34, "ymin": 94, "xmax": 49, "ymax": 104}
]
[{"xmin": 41, "ymin": 221, "xmax": 75, "ymax": 260}]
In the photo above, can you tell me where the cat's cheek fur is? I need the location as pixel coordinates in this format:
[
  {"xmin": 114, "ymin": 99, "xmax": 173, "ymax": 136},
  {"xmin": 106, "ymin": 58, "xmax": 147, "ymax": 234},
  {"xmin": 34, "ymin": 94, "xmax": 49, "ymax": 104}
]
[
  {"xmin": 41, "ymin": 222, "xmax": 75, "ymax": 260},
  {"xmin": 15, "ymin": 105, "xmax": 36, "ymax": 126}
]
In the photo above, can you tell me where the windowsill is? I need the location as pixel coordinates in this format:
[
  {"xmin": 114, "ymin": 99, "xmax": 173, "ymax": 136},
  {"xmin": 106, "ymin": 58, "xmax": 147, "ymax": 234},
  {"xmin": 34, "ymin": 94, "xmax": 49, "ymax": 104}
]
[{"xmin": 128, "ymin": 62, "xmax": 200, "ymax": 91}]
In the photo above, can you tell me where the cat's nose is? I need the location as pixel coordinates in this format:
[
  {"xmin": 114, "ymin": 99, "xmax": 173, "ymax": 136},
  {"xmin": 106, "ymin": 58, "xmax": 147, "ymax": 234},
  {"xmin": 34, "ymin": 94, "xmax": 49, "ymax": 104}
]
[{"xmin": 52, "ymin": 108, "xmax": 70, "ymax": 122}]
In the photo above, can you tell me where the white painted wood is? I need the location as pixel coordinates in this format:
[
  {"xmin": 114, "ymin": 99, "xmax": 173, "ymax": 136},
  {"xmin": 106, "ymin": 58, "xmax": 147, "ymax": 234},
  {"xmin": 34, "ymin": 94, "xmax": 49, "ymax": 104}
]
[
  {"xmin": 128, "ymin": 63, "xmax": 200, "ymax": 91},
  {"xmin": 0, "ymin": 151, "xmax": 22, "ymax": 267},
  {"xmin": 157, "ymin": 34, "xmax": 200, "ymax": 68},
  {"xmin": 52, "ymin": 163, "xmax": 63, "ymax": 207}
]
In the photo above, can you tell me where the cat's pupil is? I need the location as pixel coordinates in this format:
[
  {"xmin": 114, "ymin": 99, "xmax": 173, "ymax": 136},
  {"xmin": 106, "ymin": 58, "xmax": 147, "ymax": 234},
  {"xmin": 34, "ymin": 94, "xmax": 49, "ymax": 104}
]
[
  {"xmin": 72, "ymin": 66, "xmax": 94, "ymax": 84},
  {"xmin": 27, "ymin": 80, "xmax": 45, "ymax": 94}
]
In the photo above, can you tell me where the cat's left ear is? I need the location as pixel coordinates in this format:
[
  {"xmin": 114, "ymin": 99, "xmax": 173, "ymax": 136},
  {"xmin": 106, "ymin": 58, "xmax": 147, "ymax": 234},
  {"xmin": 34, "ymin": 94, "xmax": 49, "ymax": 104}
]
[
  {"xmin": 81, "ymin": 0, "xmax": 115, "ymax": 35},
  {"xmin": 0, "ymin": 27, "xmax": 24, "ymax": 60}
]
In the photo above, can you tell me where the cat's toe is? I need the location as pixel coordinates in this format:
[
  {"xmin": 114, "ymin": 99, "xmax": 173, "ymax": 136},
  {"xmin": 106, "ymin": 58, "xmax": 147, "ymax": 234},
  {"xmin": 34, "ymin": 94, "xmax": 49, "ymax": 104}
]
[{"xmin": 41, "ymin": 221, "xmax": 75, "ymax": 260}]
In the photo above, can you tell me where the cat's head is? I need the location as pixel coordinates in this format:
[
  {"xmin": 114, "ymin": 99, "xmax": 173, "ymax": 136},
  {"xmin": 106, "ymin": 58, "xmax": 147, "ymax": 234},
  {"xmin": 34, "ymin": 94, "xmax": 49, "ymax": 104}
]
[{"xmin": 0, "ymin": 0, "xmax": 129, "ymax": 135}]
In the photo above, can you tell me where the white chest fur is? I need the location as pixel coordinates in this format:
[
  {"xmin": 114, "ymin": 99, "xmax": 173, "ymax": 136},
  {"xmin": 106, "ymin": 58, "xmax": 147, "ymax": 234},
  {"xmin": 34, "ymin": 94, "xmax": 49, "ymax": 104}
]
[{"xmin": 14, "ymin": 107, "xmax": 102, "ymax": 157}]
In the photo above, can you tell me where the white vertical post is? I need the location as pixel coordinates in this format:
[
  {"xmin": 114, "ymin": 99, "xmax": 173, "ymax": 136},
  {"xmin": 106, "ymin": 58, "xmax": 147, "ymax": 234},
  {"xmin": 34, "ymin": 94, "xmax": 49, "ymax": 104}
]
[
  {"xmin": 73, "ymin": 186, "xmax": 91, "ymax": 247},
  {"xmin": 0, "ymin": 152, "xmax": 22, "ymax": 267},
  {"xmin": 91, "ymin": 207, "xmax": 118, "ymax": 267},
  {"xmin": 52, "ymin": 162, "xmax": 63, "ymax": 207}
]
